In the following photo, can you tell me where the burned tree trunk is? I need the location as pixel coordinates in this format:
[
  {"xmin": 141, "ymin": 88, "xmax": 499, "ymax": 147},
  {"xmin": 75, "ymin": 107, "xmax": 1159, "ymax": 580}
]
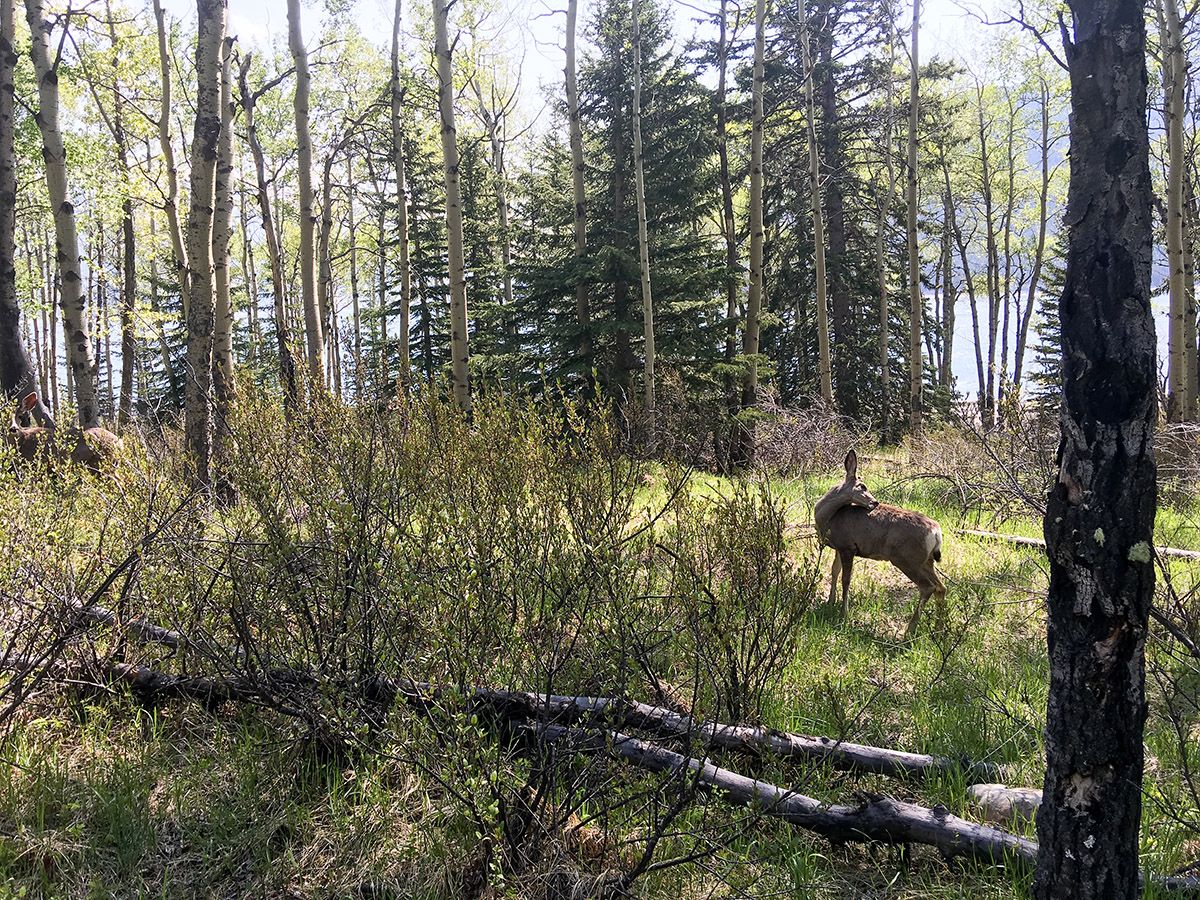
[
  {"xmin": 1034, "ymin": 0, "xmax": 1157, "ymax": 895},
  {"xmin": 0, "ymin": 0, "xmax": 50, "ymax": 423}
]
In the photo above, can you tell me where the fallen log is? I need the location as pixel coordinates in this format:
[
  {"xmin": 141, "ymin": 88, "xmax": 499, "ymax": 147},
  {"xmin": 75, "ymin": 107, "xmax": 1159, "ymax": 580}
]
[
  {"xmin": 8, "ymin": 658, "xmax": 1200, "ymax": 892},
  {"xmin": 533, "ymin": 723, "xmax": 1200, "ymax": 893},
  {"xmin": 535, "ymin": 722, "xmax": 1036, "ymax": 865},
  {"xmin": 8, "ymin": 645, "xmax": 1003, "ymax": 783},
  {"xmin": 418, "ymin": 683, "xmax": 1005, "ymax": 782},
  {"xmin": 955, "ymin": 528, "xmax": 1200, "ymax": 561},
  {"xmin": 60, "ymin": 600, "xmax": 1004, "ymax": 783},
  {"xmin": 66, "ymin": 601, "xmax": 188, "ymax": 650}
]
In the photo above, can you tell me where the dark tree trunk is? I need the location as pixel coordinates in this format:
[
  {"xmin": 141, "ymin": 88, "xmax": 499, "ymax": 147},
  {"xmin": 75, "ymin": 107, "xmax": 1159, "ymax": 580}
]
[
  {"xmin": 1034, "ymin": 0, "xmax": 1156, "ymax": 895},
  {"xmin": 0, "ymin": 0, "xmax": 47, "ymax": 420},
  {"xmin": 815, "ymin": 12, "xmax": 855, "ymax": 417}
]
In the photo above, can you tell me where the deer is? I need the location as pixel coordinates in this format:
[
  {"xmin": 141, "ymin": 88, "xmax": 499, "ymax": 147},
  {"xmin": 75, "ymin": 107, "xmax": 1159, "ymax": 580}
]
[
  {"xmin": 813, "ymin": 449, "xmax": 945, "ymax": 638},
  {"xmin": 7, "ymin": 393, "xmax": 121, "ymax": 473}
]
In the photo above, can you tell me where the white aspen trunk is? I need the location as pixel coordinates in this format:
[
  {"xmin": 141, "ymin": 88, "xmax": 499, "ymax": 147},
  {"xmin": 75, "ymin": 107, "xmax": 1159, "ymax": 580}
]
[
  {"xmin": 470, "ymin": 77, "xmax": 516, "ymax": 343},
  {"xmin": 148, "ymin": 212, "xmax": 180, "ymax": 400},
  {"xmin": 152, "ymin": 0, "xmax": 188, "ymax": 321},
  {"xmin": 878, "ymin": 10, "xmax": 895, "ymax": 439},
  {"xmin": 1162, "ymin": 0, "xmax": 1188, "ymax": 420},
  {"xmin": 800, "ymin": 5, "xmax": 832, "ymax": 406},
  {"xmin": 976, "ymin": 82, "xmax": 999, "ymax": 430},
  {"xmin": 238, "ymin": 56, "xmax": 298, "ymax": 412},
  {"xmin": 716, "ymin": 0, "xmax": 740, "ymax": 433},
  {"xmin": 347, "ymin": 155, "xmax": 362, "ymax": 397},
  {"xmin": 25, "ymin": 0, "xmax": 98, "ymax": 428},
  {"xmin": 212, "ymin": 36, "xmax": 236, "ymax": 455},
  {"xmin": 631, "ymin": 0, "xmax": 655, "ymax": 419},
  {"xmin": 1014, "ymin": 77, "xmax": 1051, "ymax": 392},
  {"xmin": 45, "ymin": 237, "xmax": 58, "ymax": 411},
  {"xmin": 239, "ymin": 180, "xmax": 260, "ymax": 362},
  {"xmin": 998, "ymin": 90, "xmax": 1017, "ymax": 418},
  {"xmin": 566, "ymin": 0, "xmax": 592, "ymax": 385},
  {"xmin": 906, "ymin": 0, "xmax": 922, "ymax": 435},
  {"xmin": 318, "ymin": 155, "xmax": 334, "ymax": 381},
  {"xmin": 432, "ymin": 0, "xmax": 470, "ymax": 412},
  {"xmin": 737, "ymin": 0, "xmax": 766, "ymax": 464},
  {"xmin": 183, "ymin": 0, "xmax": 225, "ymax": 488},
  {"xmin": 287, "ymin": 0, "xmax": 324, "ymax": 387},
  {"xmin": 392, "ymin": 0, "xmax": 412, "ymax": 387}
]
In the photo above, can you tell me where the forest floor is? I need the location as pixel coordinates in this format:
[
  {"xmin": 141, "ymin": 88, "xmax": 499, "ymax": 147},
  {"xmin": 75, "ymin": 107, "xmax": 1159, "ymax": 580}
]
[{"xmin": 2, "ymin": 417, "xmax": 1200, "ymax": 899}]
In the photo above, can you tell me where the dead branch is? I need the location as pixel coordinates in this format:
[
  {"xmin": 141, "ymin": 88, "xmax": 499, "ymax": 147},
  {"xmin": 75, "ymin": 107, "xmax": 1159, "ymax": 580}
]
[{"xmin": 533, "ymin": 723, "xmax": 1200, "ymax": 894}]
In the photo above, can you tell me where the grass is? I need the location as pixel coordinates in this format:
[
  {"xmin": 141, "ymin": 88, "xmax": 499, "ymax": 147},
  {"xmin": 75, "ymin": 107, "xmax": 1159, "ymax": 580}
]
[{"xmin": 2, "ymin": 427, "xmax": 1200, "ymax": 898}]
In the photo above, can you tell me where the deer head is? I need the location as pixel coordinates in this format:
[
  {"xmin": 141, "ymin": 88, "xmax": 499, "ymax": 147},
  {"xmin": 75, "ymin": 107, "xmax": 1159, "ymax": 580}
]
[{"xmin": 7, "ymin": 393, "xmax": 54, "ymax": 464}]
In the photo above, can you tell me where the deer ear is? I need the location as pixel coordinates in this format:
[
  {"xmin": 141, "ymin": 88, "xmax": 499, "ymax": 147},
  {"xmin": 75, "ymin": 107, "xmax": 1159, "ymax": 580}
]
[{"xmin": 844, "ymin": 449, "xmax": 858, "ymax": 478}]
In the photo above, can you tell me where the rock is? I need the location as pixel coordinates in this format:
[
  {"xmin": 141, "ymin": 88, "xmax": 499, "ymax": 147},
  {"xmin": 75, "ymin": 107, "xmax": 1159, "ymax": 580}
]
[{"xmin": 967, "ymin": 783, "xmax": 1042, "ymax": 825}]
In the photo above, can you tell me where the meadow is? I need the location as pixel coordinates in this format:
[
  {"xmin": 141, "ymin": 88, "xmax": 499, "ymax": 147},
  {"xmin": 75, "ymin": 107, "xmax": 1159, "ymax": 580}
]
[{"xmin": 1, "ymin": 398, "xmax": 1197, "ymax": 899}]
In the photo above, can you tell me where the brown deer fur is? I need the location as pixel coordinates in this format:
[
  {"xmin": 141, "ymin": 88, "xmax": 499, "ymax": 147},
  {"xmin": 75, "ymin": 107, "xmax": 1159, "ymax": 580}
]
[
  {"xmin": 814, "ymin": 449, "xmax": 945, "ymax": 637},
  {"xmin": 7, "ymin": 399, "xmax": 121, "ymax": 473}
]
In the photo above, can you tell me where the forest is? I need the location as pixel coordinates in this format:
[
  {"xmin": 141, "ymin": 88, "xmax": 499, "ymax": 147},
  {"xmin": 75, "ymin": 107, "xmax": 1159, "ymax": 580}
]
[{"xmin": 0, "ymin": 0, "xmax": 1192, "ymax": 895}]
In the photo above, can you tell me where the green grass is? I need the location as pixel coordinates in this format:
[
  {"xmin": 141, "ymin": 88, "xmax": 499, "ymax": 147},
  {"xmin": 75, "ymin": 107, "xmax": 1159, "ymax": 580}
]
[{"xmin": 3, "ymin": 444, "xmax": 1200, "ymax": 898}]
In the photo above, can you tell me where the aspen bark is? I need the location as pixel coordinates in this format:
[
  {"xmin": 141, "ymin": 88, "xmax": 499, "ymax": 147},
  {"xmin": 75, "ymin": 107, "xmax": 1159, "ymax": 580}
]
[
  {"xmin": 800, "ymin": 6, "xmax": 832, "ymax": 406},
  {"xmin": 182, "ymin": 0, "xmax": 226, "ymax": 488},
  {"xmin": 318, "ymin": 155, "xmax": 335, "ymax": 383},
  {"xmin": 238, "ymin": 55, "xmax": 298, "ymax": 412},
  {"xmin": 735, "ymin": 0, "xmax": 766, "ymax": 465},
  {"xmin": 631, "ymin": 0, "xmax": 655, "ymax": 419},
  {"xmin": 716, "ymin": 0, "xmax": 740, "ymax": 431},
  {"xmin": 1161, "ymin": 0, "xmax": 1188, "ymax": 420},
  {"xmin": 470, "ymin": 77, "xmax": 516, "ymax": 345},
  {"xmin": 432, "ymin": 0, "xmax": 470, "ymax": 412},
  {"xmin": 287, "ymin": 0, "xmax": 323, "ymax": 386},
  {"xmin": 906, "ymin": 0, "xmax": 922, "ymax": 435},
  {"xmin": 152, "ymin": 0, "xmax": 188, "ymax": 321},
  {"xmin": 998, "ymin": 91, "xmax": 1017, "ymax": 417},
  {"xmin": 212, "ymin": 36, "xmax": 236, "ymax": 453},
  {"xmin": 878, "ymin": 13, "xmax": 895, "ymax": 439},
  {"xmin": 1034, "ymin": 0, "xmax": 1156, "ymax": 892},
  {"xmin": 25, "ymin": 0, "xmax": 99, "ymax": 428},
  {"xmin": 565, "ymin": 0, "xmax": 592, "ymax": 387},
  {"xmin": 391, "ymin": 0, "xmax": 412, "ymax": 386},
  {"xmin": 347, "ymin": 156, "xmax": 362, "ymax": 396},
  {"xmin": 1013, "ymin": 78, "xmax": 1051, "ymax": 392},
  {"xmin": 940, "ymin": 186, "xmax": 954, "ymax": 388}
]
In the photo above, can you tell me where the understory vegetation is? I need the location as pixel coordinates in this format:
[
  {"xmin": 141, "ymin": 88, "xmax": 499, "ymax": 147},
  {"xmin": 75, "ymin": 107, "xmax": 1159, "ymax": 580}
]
[{"xmin": 2, "ymin": 397, "xmax": 1200, "ymax": 898}]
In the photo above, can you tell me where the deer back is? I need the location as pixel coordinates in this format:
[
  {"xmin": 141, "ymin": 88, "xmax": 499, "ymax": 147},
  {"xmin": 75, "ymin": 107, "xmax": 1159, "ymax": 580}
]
[
  {"xmin": 823, "ymin": 503, "xmax": 942, "ymax": 566},
  {"xmin": 65, "ymin": 427, "xmax": 122, "ymax": 472}
]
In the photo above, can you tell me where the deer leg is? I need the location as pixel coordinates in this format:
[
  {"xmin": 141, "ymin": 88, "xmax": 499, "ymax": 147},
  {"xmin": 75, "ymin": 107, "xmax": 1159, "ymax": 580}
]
[
  {"xmin": 931, "ymin": 569, "xmax": 947, "ymax": 629},
  {"xmin": 839, "ymin": 550, "xmax": 855, "ymax": 620},
  {"xmin": 828, "ymin": 553, "xmax": 842, "ymax": 609},
  {"xmin": 905, "ymin": 587, "xmax": 930, "ymax": 639}
]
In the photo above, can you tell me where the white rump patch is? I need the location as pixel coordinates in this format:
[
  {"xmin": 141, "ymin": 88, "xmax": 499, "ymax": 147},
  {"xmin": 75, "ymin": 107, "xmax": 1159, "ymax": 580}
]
[{"xmin": 925, "ymin": 528, "xmax": 941, "ymax": 557}]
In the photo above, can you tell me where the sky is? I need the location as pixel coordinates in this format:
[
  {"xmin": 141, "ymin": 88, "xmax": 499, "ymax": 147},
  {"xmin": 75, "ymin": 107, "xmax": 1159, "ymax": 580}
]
[{"xmin": 159, "ymin": 0, "xmax": 985, "ymax": 124}]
